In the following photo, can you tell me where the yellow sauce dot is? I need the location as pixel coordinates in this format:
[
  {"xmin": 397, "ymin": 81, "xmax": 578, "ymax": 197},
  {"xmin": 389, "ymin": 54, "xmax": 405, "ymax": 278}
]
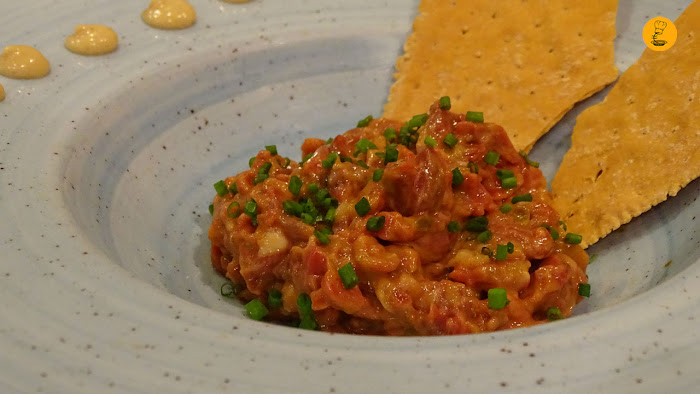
[
  {"xmin": 141, "ymin": 0, "xmax": 196, "ymax": 30},
  {"xmin": 0, "ymin": 45, "xmax": 50, "ymax": 79},
  {"xmin": 0, "ymin": 83, "xmax": 5, "ymax": 102},
  {"xmin": 65, "ymin": 25, "xmax": 119, "ymax": 56}
]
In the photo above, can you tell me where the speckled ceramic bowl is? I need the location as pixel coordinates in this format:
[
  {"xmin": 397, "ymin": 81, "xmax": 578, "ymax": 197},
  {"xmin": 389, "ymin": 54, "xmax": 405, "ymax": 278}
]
[{"xmin": 0, "ymin": 0, "xmax": 698, "ymax": 392}]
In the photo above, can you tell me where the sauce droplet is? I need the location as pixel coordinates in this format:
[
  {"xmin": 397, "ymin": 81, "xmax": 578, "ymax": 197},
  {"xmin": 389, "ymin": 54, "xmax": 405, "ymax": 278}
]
[
  {"xmin": 141, "ymin": 0, "xmax": 196, "ymax": 30},
  {"xmin": 65, "ymin": 25, "xmax": 119, "ymax": 56},
  {"xmin": 0, "ymin": 45, "xmax": 50, "ymax": 79}
]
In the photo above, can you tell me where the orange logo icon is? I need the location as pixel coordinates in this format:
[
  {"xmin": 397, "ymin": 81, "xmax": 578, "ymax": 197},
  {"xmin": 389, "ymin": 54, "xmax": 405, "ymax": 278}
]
[{"xmin": 643, "ymin": 17, "xmax": 677, "ymax": 51}]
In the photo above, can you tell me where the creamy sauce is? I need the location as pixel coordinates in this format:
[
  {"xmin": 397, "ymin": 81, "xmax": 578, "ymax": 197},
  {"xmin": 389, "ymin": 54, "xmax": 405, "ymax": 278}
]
[
  {"xmin": 0, "ymin": 83, "xmax": 5, "ymax": 102},
  {"xmin": 141, "ymin": 0, "xmax": 196, "ymax": 30},
  {"xmin": 0, "ymin": 45, "xmax": 50, "ymax": 79},
  {"xmin": 65, "ymin": 25, "xmax": 119, "ymax": 56}
]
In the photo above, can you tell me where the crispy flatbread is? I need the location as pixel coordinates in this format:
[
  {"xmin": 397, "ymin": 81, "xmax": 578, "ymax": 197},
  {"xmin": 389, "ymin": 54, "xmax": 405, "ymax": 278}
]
[
  {"xmin": 552, "ymin": 0, "xmax": 700, "ymax": 248},
  {"xmin": 384, "ymin": 0, "xmax": 619, "ymax": 152}
]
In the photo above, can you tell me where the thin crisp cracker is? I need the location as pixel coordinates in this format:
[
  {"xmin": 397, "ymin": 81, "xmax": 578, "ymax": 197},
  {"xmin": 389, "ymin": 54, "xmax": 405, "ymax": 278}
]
[
  {"xmin": 384, "ymin": 0, "xmax": 619, "ymax": 152},
  {"xmin": 552, "ymin": 0, "xmax": 700, "ymax": 248}
]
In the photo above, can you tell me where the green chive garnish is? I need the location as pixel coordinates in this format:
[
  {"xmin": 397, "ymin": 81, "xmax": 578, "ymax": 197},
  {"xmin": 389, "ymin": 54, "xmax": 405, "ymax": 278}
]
[
  {"xmin": 487, "ymin": 288, "xmax": 509, "ymax": 309},
  {"xmin": 407, "ymin": 113, "xmax": 428, "ymax": 131},
  {"xmin": 372, "ymin": 169, "xmax": 384, "ymax": 182},
  {"xmin": 324, "ymin": 207, "xmax": 336, "ymax": 223},
  {"xmin": 466, "ymin": 111, "xmax": 484, "ymax": 123},
  {"xmin": 322, "ymin": 152, "xmax": 338, "ymax": 169},
  {"xmin": 500, "ymin": 203, "xmax": 513, "ymax": 214},
  {"xmin": 564, "ymin": 233, "xmax": 583, "ymax": 244},
  {"xmin": 519, "ymin": 151, "xmax": 540, "ymax": 168},
  {"xmin": 249, "ymin": 157, "xmax": 256, "ymax": 168},
  {"xmin": 468, "ymin": 161, "xmax": 479, "ymax": 174},
  {"xmin": 357, "ymin": 115, "xmax": 373, "ymax": 128},
  {"xmin": 511, "ymin": 193, "xmax": 532, "ymax": 203},
  {"xmin": 340, "ymin": 156, "xmax": 354, "ymax": 163},
  {"xmin": 298, "ymin": 315, "xmax": 318, "ymax": 330},
  {"xmin": 283, "ymin": 200, "xmax": 303, "ymax": 216},
  {"xmin": 477, "ymin": 230, "xmax": 492, "ymax": 243},
  {"xmin": 300, "ymin": 153, "xmax": 313, "ymax": 166},
  {"xmin": 424, "ymin": 136, "xmax": 437, "ymax": 148},
  {"xmin": 338, "ymin": 263, "xmax": 359, "ymax": 289},
  {"xmin": 485, "ymin": 151, "xmax": 500, "ymax": 165},
  {"xmin": 325, "ymin": 137, "xmax": 334, "ymax": 145},
  {"xmin": 546, "ymin": 307, "xmax": 563, "ymax": 321},
  {"xmin": 314, "ymin": 230, "xmax": 331, "ymax": 245},
  {"xmin": 254, "ymin": 162, "xmax": 272, "ymax": 184},
  {"xmin": 496, "ymin": 169, "xmax": 514, "ymax": 180},
  {"xmin": 229, "ymin": 182, "xmax": 238, "ymax": 195},
  {"xmin": 464, "ymin": 216, "xmax": 489, "ymax": 232},
  {"xmin": 439, "ymin": 96, "xmax": 451, "ymax": 110},
  {"xmin": 383, "ymin": 127, "xmax": 397, "ymax": 142},
  {"xmin": 447, "ymin": 221, "xmax": 461, "ymax": 233},
  {"xmin": 245, "ymin": 299, "xmax": 269, "ymax": 321},
  {"xmin": 578, "ymin": 283, "xmax": 591, "ymax": 297},
  {"xmin": 227, "ymin": 201, "xmax": 241, "ymax": 218},
  {"xmin": 495, "ymin": 244, "xmax": 508, "ymax": 261},
  {"xmin": 354, "ymin": 138, "xmax": 378, "ymax": 156},
  {"xmin": 366, "ymin": 215, "xmax": 385, "ymax": 231},
  {"xmin": 244, "ymin": 199, "xmax": 258, "ymax": 225},
  {"xmin": 507, "ymin": 241, "xmax": 514, "ymax": 254},
  {"xmin": 297, "ymin": 293, "xmax": 313, "ymax": 316},
  {"xmin": 355, "ymin": 197, "xmax": 371, "ymax": 217},
  {"xmin": 356, "ymin": 160, "xmax": 369, "ymax": 169},
  {"xmin": 307, "ymin": 183, "xmax": 319, "ymax": 195},
  {"xmin": 289, "ymin": 176, "xmax": 302, "ymax": 196},
  {"xmin": 452, "ymin": 168, "xmax": 465, "ymax": 187},
  {"xmin": 208, "ymin": 204, "xmax": 214, "ymax": 216},
  {"xmin": 501, "ymin": 177, "xmax": 517, "ymax": 189},
  {"xmin": 385, "ymin": 145, "xmax": 399, "ymax": 163},
  {"xmin": 265, "ymin": 145, "xmax": 278, "ymax": 156},
  {"xmin": 443, "ymin": 133, "xmax": 458, "ymax": 148},
  {"xmin": 481, "ymin": 247, "xmax": 493, "ymax": 258},
  {"xmin": 213, "ymin": 180, "xmax": 228, "ymax": 196},
  {"xmin": 541, "ymin": 224, "xmax": 559, "ymax": 241},
  {"xmin": 268, "ymin": 289, "xmax": 283, "ymax": 308}
]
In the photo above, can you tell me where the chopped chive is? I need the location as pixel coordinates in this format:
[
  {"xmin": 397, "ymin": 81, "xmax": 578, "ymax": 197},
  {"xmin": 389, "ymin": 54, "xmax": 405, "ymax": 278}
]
[
  {"xmin": 495, "ymin": 244, "xmax": 508, "ymax": 261},
  {"xmin": 564, "ymin": 233, "xmax": 583, "ymax": 244},
  {"xmin": 281, "ymin": 157, "xmax": 291, "ymax": 168},
  {"xmin": 220, "ymin": 283, "xmax": 236, "ymax": 297},
  {"xmin": 338, "ymin": 263, "xmax": 359, "ymax": 289},
  {"xmin": 447, "ymin": 221, "xmax": 461, "ymax": 233},
  {"xmin": 443, "ymin": 133, "xmax": 458, "ymax": 148},
  {"xmin": 357, "ymin": 115, "xmax": 373, "ymax": 128},
  {"xmin": 507, "ymin": 241, "xmax": 514, "ymax": 253},
  {"xmin": 511, "ymin": 193, "xmax": 532, "ymax": 203},
  {"xmin": 325, "ymin": 137, "xmax": 334, "ymax": 145},
  {"xmin": 578, "ymin": 283, "xmax": 591, "ymax": 297},
  {"xmin": 229, "ymin": 182, "xmax": 238, "ymax": 195},
  {"xmin": 227, "ymin": 201, "xmax": 241, "ymax": 218},
  {"xmin": 214, "ymin": 180, "xmax": 228, "ymax": 196},
  {"xmin": 496, "ymin": 169, "xmax": 514, "ymax": 180},
  {"xmin": 546, "ymin": 307, "xmax": 563, "ymax": 321},
  {"xmin": 541, "ymin": 224, "xmax": 559, "ymax": 241},
  {"xmin": 466, "ymin": 111, "xmax": 484, "ymax": 123},
  {"xmin": 519, "ymin": 151, "xmax": 540, "ymax": 168},
  {"xmin": 296, "ymin": 293, "xmax": 313, "ymax": 316},
  {"xmin": 356, "ymin": 160, "xmax": 369, "ymax": 169},
  {"xmin": 501, "ymin": 176, "xmax": 517, "ymax": 189},
  {"xmin": 244, "ymin": 199, "xmax": 258, "ymax": 225},
  {"xmin": 467, "ymin": 161, "xmax": 479, "ymax": 174},
  {"xmin": 324, "ymin": 207, "xmax": 336, "ymax": 223},
  {"xmin": 265, "ymin": 145, "xmax": 278, "ymax": 156},
  {"xmin": 300, "ymin": 212, "xmax": 314, "ymax": 224},
  {"xmin": 268, "ymin": 289, "xmax": 283, "ymax": 308},
  {"xmin": 289, "ymin": 176, "xmax": 302, "ymax": 196},
  {"xmin": 385, "ymin": 145, "xmax": 399, "ymax": 163},
  {"xmin": 452, "ymin": 168, "xmax": 465, "ymax": 187},
  {"xmin": 500, "ymin": 203, "xmax": 513, "ymax": 214},
  {"xmin": 487, "ymin": 288, "xmax": 509, "ymax": 309},
  {"xmin": 245, "ymin": 299, "xmax": 269, "ymax": 321},
  {"xmin": 398, "ymin": 127, "xmax": 411, "ymax": 146},
  {"xmin": 375, "ymin": 152, "xmax": 386, "ymax": 159},
  {"xmin": 283, "ymin": 200, "xmax": 302, "ymax": 216},
  {"xmin": 407, "ymin": 113, "xmax": 429, "ymax": 131},
  {"xmin": 307, "ymin": 183, "xmax": 319, "ymax": 195},
  {"xmin": 366, "ymin": 215, "xmax": 386, "ymax": 231},
  {"xmin": 208, "ymin": 204, "xmax": 214, "ymax": 216},
  {"xmin": 355, "ymin": 197, "xmax": 371, "ymax": 217},
  {"xmin": 298, "ymin": 315, "xmax": 318, "ymax": 330},
  {"xmin": 322, "ymin": 197, "xmax": 338, "ymax": 209},
  {"xmin": 559, "ymin": 220, "xmax": 567, "ymax": 231},
  {"xmin": 339, "ymin": 156, "xmax": 353, "ymax": 164},
  {"xmin": 314, "ymin": 230, "xmax": 331, "ymax": 245},
  {"xmin": 477, "ymin": 230, "xmax": 492, "ymax": 243},
  {"xmin": 485, "ymin": 151, "xmax": 500, "ymax": 165},
  {"xmin": 315, "ymin": 188, "xmax": 330, "ymax": 203},
  {"xmin": 254, "ymin": 162, "xmax": 272, "ymax": 184},
  {"xmin": 464, "ymin": 216, "xmax": 489, "ymax": 232},
  {"xmin": 589, "ymin": 254, "xmax": 598, "ymax": 263},
  {"xmin": 383, "ymin": 127, "xmax": 397, "ymax": 142},
  {"xmin": 372, "ymin": 169, "xmax": 384, "ymax": 182},
  {"xmin": 300, "ymin": 153, "xmax": 313, "ymax": 166},
  {"xmin": 481, "ymin": 246, "xmax": 493, "ymax": 258},
  {"xmin": 439, "ymin": 96, "xmax": 451, "ymax": 110},
  {"xmin": 424, "ymin": 136, "xmax": 437, "ymax": 148},
  {"xmin": 354, "ymin": 138, "xmax": 378, "ymax": 156},
  {"xmin": 249, "ymin": 157, "xmax": 256, "ymax": 168},
  {"xmin": 322, "ymin": 152, "xmax": 338, "ymax": 169}
]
